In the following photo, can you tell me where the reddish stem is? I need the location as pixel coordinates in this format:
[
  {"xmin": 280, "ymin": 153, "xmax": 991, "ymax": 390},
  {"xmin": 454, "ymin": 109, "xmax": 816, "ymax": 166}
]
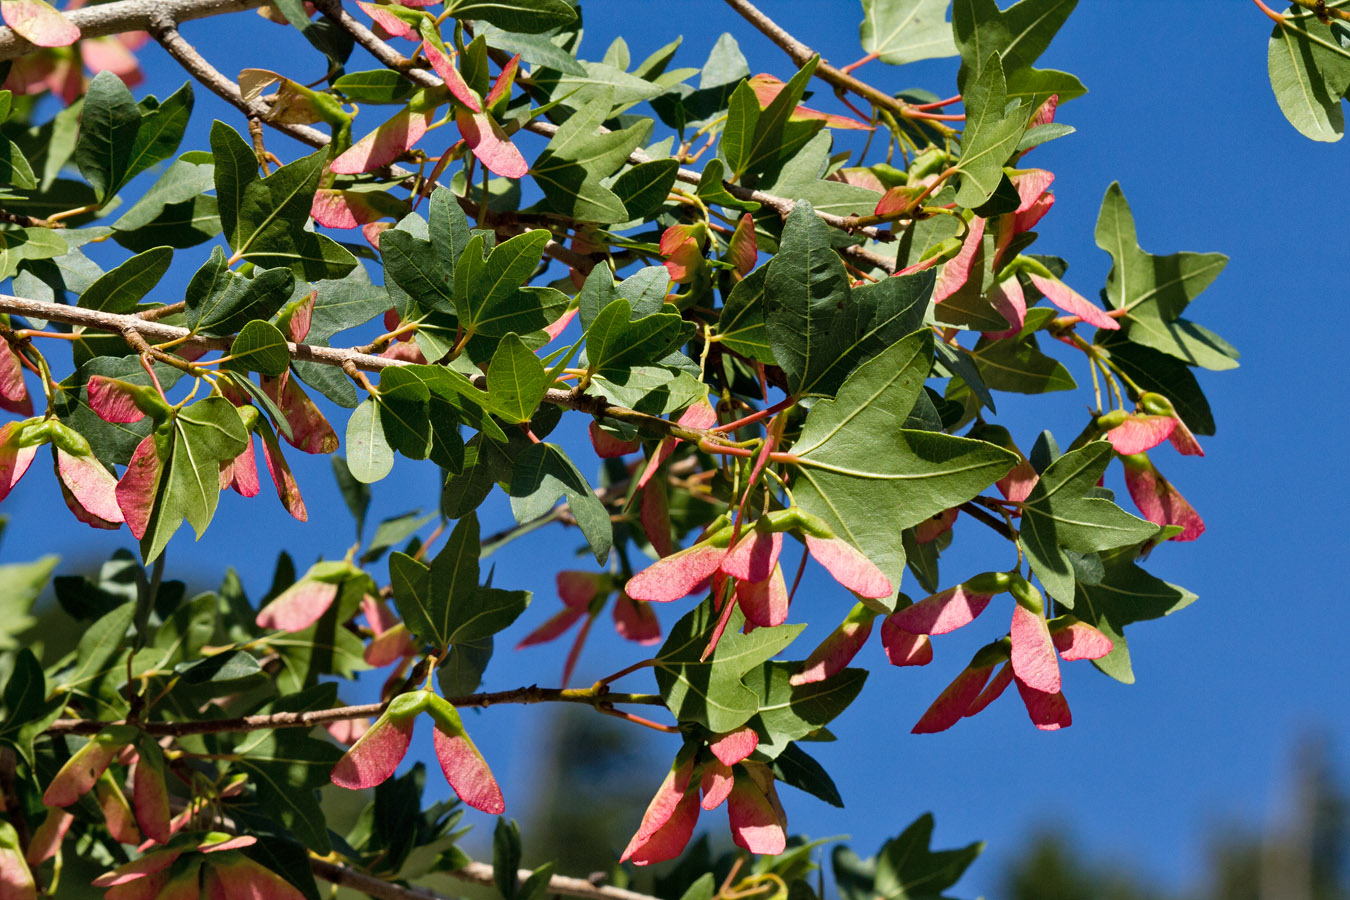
[
  {"xmin": 597, "ymin": 707, "xmax": 680, "ymax": 733},
  {"xmin": 839, "ymin": 51, "xmax": 879, "ymax": 75},
  {"xmin": 910, "ymin": 94, "xmax": 961, "ymax": 111},
  {"xmin": 895, "ymin": 255, "xmax": 943, "ymax": 277},
  {"xmin": 139, "ymin": 354, "xmax": 169, "ymax": 404},
  {"xmin": 787, "ymin": 543, "xmax": 809, "ymax": 605},
  {"xmin": 712, "ymin": 396, "xmax": 796, "ymax": 434},
  {"xmin": 836, "ymin": 92, "xmax": 875, "ymax": 125},
  {"xmin": 1251, "ymin": 0, "xmax": 1285, "ymax": 21}
]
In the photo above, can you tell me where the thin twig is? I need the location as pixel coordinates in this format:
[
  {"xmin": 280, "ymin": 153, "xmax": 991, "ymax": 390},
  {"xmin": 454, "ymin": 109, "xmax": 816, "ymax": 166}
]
[
  {"xmin": 313, "ymin": 857, "xmax": 664, "ymax": 900},
  {"xmin": 720, "ymin": 0, "xmax": 938, "ymax": 129},
  {"xmin": 45, "ymin": 685, "xmax": 664, "ymax": 736},
  {"xmin": 147, "ymin": 8, "xmax": 330, "ymax": 149},
  {"xmin": 0, "ymin": 292, "xmax": 761, "ymax": 448},
  {"xmin": 0, "ymin": 0, "xmax": 269, "ymax": 60}
]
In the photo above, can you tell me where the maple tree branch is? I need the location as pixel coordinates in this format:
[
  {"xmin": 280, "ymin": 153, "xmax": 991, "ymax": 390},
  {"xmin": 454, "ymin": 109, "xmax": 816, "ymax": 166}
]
[
  {"xmin": 147, "ymin": 8, "xmax": 331, "ymax": 149},
  {"xmin": 45, "ymin": 685, "xmax": 664, "ymax": 736},
  {"xmin": 0, "ymin": 0, "xmax": 269, "ymax": 60},
  {"xmin": 719, "ymin": 0, "xmax": 938, "ymax": 130},
  {"xmin": 0, "ymin": 294, "xmax": 762, "ymax": 448},
  {"xmin": 314, "ymin": 854, "xmax": 665, "ymax": 900}
]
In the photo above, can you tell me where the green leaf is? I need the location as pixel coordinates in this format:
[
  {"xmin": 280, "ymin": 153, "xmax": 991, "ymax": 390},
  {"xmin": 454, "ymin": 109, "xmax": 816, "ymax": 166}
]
[
  {"xmin": 235, "ymin": 728, "xmax": 342, "ymax": 853},
  {"xmin": 953, "ymin": 55, "xmax": 1026, "ymax": 208},
  {"xmin": 443, "ymin": 0, "xmax": 577, "ymax": 33},
  {"xmin": 771, "ymin": 743, "xmax": 843, "ymax": 808},
  {"xmin": 532, "ymin": 89, "xmax": 650, "ymax": 223},
  {"xmin": 226, "ymin": 320, "xmax": 291, "ymax": 376},
  {"xmin": 0, "ymin": 139, "xmax": 36, "ymax": 190},
  {"xmin": 346, "ymin": 397, "xmax": 395, "ymax": 483},
  {"xmin": 655, "ymin": 598, "xmax": 803, "ymax": 733},
  {"xmin": 1073, "ymin": 545, "xmax": 1197, "ymax": 684},
  {"xmin": 487, "ymin": 333, "xmax": 548, "ymax": 423},
  {"xmin": 0, "ymin": 227, "xmax": 68, "ymax": 280},
  {"xmin": 112, "ymin": 194, "xmax": 220, "ymax": 252},
  {"xmin": 393, "ymin": 512, "xmax": 531, "ymax": 650},
  {"xmin": 77, "ymin": 246, "xmax": 173, "ymax": 313},
  {"xmin": 970, "ymin": 332, "xmax": 1076, "ymax": 393},
  {"xmin": 584, "ymin": 298, "xmax": 686, "ymax": 376},
  {"xmin": 113, "ymin": 157, "xmax": 219, "ymax": 246},
  {"xmin": 74, "ymin": 71, "xmax": 143, "ymax": 203},
  {"xmin": 717, "ymin": 265, "xmax": 774, "ymax": 364},
  {"xmin": 507, "ymin": 442, "xmax": 612, "ymax": 564},
  {"xmin": 1019, "ymin": 441, "xmax": 1159, "ymax": 606},
  {"xmin": 494, "ymin": 818, "xmax": 523, "ymax": 900},
  {"xmin": 735, "ymin": 56, "xmax": 823, "ymax": 180},
  {"xmin": 611, "ymin": 158, "xmax": 679, "ymax": 219},
  {"xmin": 478, "ymin": 24, "xmax": 587, "ymax": 76},
  {"xmin": 140, "ymin": 398, "xmax": 251, "ymax": 562},
  {"xmin": 456, "ymin": 229, "xmax": 552, "ymax": 337},
  {"xmin": 211, "ymin": 122, "xmax": 355, "ymax": 279},
  {"xmin": 873, "ymin": 813, "xmax": 983, "ymax": 900},
  {"xmin": 389, "ymin": 551, "xmax": 435, "ymax": 646},
  {"xmin": 588, "ymin": 367, "xmax": 706, "ymax": 416},
  {"xmin": 746, "ymin": 663, "xmax": 867, "ymax": 757},
  {"xmin": 1096, "ymin": 332, "xmax": 1214, "ymax": 436},
  {"xmin": 0, "ymin": 647, "xmax": 59, "ymax": 765},
  {"xmin": 332, "ymin": 69, "xmax": 416, "ymax": 104},
  {"xmin": 437, "ymin": 636, "xmax": 494, "ymax": 696},
  {"xmin": 765, "ymin": 202, "xmax": 932, "ymax": 398},
  {"xmin": 0, "ymin": 556, "xmax": 54, "ymax": 650},
  {"xmin": 377, "ymin": 366, "xmax": 432, "ymax": 460},
  {"xmin": 1094, "ymin": 182, "xmax": 1234, "ymax": 369},
  {"xmin": 122, "ymin": 81, "xmax": 195, "ymax": 195},
  {"xmin": 381, "ymin": 233, "xmax": 453, "ymax": 315},
  {"xmin": 58, "ymin": 601, "xmax": 134, "ymax": 695},
  {"xmin": 952, "ymin": 0, "xmax": 1078, "ymax": 87},
  {"xmin": 0, "ymin": 648, "xmax": 44, "ymax": 734},
  {"xmin": 1268, "ymin": 10, "xmax": 1350, "ymax": 141},
  {"xmin": 720, "ymin": 80, "xmax": 761, "ymax": 177},
  {"xmin": 860, "ymin": 0, "xmax": 958, "ymax": 66},
  {"xmin": 791, "ymin": 332, "xmax": 1017, "ymax": 600},
  {"xmin": 184, "ymin": 247, "xmax": 297, "ymax": 337},
  {"xmin": 548, "ymin": 62, "xmax": 665, "ymax": 111},
  {"xmin": 758, "ymin": 132, "xmax": 885, "ymax": 219}
]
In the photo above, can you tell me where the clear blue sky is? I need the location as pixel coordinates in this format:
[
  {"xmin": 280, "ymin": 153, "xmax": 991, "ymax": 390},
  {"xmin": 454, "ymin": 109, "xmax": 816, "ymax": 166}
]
[{"xmin": 4, "ymin": 1, "xmax": 1348, "ymax": 896}]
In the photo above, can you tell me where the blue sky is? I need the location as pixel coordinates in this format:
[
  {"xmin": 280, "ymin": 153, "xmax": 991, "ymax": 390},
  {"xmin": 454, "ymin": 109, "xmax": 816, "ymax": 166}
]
[{"xmin": 4, "ymin": 1, "xmax": 1348, "ymax": 896}]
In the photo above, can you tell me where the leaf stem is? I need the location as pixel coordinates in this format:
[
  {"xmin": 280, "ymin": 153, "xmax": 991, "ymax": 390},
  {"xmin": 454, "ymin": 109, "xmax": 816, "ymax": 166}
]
[{"xmin": 1251, "ymin": 0, "xmax": 1287, "ymax": 22}]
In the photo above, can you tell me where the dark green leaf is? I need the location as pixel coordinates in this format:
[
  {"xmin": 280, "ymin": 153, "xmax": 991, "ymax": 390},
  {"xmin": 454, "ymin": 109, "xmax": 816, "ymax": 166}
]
[
  {"xmin": 507, "ymin": 442, "xmax": 612, "ymax": 564},
  {"xmin": 184, "ymin": 247, "xmax": 297, "ymax": 336},
  {"xmin": 953, "ymin": 55, "xmax": 1025, "ymax": 207},
  {"xmin": 1020, "ymin": 441, "xmax": 1159, "ymax": 605},
  {"xmin": 333, "ymin": 69, "xmax": 416, "ymax": 104},
  {"xmin": 765, "ymin": 203, "xmax": 931, "ymax": 397},
  {"xmin": 493, "ymin": 818, "xmax": 522, "ymax": 899},
  {"xmin": 770, "ymin": 742, "xmax": 843, "ymax": 808},
  {"xmin": 487, "ymin": 333, "xmax": 548, "ymax": 423},
  {"xmin": 746, "ymin": 663, "xmax": 867, "ymax": 757},
  {"xmin": 444, "ymin": 0, "xmax": 577, "ymax": 33},
  {"xmin": 611, "ymin": 158, "xmax": 679, "ymax": 219},
  {"xmin": 654, "ymin": 599, "xmax": 802, "ymax": 733},
  {"xmin": 226, "ymin": 320, "xmax": 291, "ymax": 376},
  {"xmin": 791, "ymin": 332, "xmax": 1017, "ymax": 600},
  {"xmin": 77, "ymin": 246, "xmax": 173, "ymax": 313}
]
